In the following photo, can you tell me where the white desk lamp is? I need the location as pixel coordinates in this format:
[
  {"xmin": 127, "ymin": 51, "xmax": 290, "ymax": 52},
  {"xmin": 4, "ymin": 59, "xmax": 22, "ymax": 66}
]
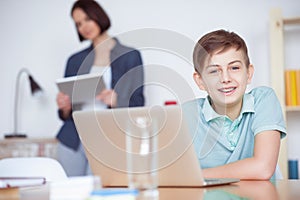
[{"xmin": 5, "ymin": 68, "xmax": 43, "ymax": 139}]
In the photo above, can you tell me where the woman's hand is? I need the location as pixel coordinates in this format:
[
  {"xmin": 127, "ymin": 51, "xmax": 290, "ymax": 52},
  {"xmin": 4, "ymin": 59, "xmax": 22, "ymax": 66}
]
[
  {"xmin": 56, "ymin": 92, "xmax": 72, "ymax": 118},
  {"xmin": 96, "ymin": 89, "xmax": 117, "ymax": 108}
]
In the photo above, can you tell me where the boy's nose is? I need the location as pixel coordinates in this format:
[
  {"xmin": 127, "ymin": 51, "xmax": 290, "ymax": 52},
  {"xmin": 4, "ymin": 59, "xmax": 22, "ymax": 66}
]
[{"xmin": 220, "ymin": 70, "xmax": 231, "ymax": 83}]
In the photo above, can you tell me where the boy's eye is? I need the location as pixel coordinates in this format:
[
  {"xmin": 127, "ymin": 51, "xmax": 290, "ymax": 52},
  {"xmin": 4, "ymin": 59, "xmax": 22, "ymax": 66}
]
[
  {"xmin": 207, "ymin": 67, "xmax": 219, "ymax": 74},
  {"xmin": 209, "ymin": 69, "xmax": 218, "ymax": 74},
  {"xmin": 230, "ymin": 66, "xmax": 240, "ymax": 71}
]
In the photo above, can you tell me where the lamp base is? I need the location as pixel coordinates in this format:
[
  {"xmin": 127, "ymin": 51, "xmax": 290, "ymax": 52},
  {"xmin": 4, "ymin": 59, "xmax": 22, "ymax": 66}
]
[{"xmin": 4, "ymin": 133, "xmax": 27, "ymax": 139}]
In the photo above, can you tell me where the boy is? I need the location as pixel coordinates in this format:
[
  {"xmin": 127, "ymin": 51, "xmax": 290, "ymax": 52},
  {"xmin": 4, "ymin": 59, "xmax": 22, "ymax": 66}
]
[{"xmin": 183, "ymin": 29, "xmax": 286, "ymax": 180}]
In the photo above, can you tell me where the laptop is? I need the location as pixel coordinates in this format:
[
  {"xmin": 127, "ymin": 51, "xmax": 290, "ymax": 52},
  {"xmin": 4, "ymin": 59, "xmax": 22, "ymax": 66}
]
[{"xmin": 73, "ymin": 105, "xmax": 239, "ymax": 187}]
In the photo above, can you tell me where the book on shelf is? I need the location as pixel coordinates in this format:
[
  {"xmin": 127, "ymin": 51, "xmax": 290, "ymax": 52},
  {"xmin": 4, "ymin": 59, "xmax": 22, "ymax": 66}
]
[
  {"xmin": 296, "ymin": 70, "xmax": 300, "ymax": 106},
  {"xmin": 285, "ymin": 69, "xmax": 300, "ymax": 106},
  {"xmin": 285, "ymin": 70, "xmax": 292, "ymax": 106}
]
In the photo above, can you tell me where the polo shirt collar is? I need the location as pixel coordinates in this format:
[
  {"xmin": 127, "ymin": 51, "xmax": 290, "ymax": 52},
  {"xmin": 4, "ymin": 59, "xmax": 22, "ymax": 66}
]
[{"xmin": 202, "ymin": 93, "xmax": 255, "ymax": 122}]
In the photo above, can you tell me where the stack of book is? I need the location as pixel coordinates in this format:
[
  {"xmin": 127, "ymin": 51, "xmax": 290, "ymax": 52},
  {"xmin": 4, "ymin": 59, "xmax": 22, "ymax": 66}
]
[{"xmin": 285, "ymin": 69, "xmax": 300, "ymax": 106}]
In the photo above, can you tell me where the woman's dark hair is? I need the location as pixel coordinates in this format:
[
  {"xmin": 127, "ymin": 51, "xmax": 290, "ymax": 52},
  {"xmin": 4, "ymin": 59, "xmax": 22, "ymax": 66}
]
[{"xmin": 71, "ymin": 0, "xmax": 111, "ymax": 41}]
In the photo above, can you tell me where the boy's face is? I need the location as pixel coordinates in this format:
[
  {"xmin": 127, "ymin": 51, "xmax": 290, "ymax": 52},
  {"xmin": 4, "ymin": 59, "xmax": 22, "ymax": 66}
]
[{"xmin": 193, "ymin": 47, "xmax": 254, "ymax": 113}]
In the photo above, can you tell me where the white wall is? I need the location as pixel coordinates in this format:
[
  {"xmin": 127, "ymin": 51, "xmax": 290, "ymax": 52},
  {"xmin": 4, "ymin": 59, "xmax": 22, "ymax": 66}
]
[{"xmin": 0, "ymin": 0, "xmax": 300, "ymax": 160}]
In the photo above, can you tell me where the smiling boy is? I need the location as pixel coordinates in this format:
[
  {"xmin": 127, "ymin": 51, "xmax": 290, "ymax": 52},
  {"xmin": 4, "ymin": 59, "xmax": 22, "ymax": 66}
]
[{"xmin": 183, "ymin": 29, "xmax": 286, "ymax": 180}]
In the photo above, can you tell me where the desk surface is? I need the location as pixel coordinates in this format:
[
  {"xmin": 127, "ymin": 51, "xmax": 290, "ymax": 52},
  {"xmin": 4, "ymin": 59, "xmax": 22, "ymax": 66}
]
[{"xmin": 4, "ymin": 180, "xmax": 300, "ymax": 200}]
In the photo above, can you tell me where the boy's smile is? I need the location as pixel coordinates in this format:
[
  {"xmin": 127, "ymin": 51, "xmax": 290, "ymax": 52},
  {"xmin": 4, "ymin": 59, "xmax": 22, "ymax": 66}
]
[{"xmin": 194, "ymin": 47, "xmax": 254, "ymax": 119}]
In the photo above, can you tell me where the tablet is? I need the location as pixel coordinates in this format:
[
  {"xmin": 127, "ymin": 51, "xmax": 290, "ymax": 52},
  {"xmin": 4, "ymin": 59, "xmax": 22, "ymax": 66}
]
[{"xmin": 56, "ymin": 73, "xmax": 106, "ymax": 104}]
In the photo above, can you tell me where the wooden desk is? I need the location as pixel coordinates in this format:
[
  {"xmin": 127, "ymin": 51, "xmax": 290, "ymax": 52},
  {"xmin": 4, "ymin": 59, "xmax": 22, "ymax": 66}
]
[{"xmin": 4, "ymin": 180, "xmax": 299, "ymax": 200}]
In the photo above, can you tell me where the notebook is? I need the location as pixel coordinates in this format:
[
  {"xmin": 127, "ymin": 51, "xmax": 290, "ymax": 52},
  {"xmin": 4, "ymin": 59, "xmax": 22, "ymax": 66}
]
[
  {"xmin": 73, "ymin": 105, "xmax": 239, "ymax": 187},
  {"xmin": 0, "ymin": 177, "xmax": 46, "ymax": 188},
  {"xmin": 56, "ymin": 73, "xmax": 106, "ymax": 104}
]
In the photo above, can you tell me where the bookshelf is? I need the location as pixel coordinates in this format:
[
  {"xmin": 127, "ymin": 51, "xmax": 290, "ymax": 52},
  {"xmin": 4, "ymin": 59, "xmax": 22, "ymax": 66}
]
[
  {"xmin": 270, "ymin": 8, "xmax": 300, "ymax": 179},
  {"xmin": 286, "ymin": 106, "xmax": 300, "ymax": 112}
]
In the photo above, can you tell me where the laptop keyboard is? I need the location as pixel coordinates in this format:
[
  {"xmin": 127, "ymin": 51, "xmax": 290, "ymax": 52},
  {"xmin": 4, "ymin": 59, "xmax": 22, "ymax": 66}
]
[
  {"xmin": 204, "ymin": 178, "xmax": 224, "ymax": 184},
  {"xmin": 204, "ymin": 178, "xmax": 239, "ymax": 186}
]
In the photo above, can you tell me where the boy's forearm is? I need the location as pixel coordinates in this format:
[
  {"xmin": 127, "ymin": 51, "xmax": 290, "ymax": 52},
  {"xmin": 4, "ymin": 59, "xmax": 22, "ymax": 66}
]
[
  {"xmin": 202, "ymin": 131, "xmax": 281, "ymax": 180},
  {"xmin": 202, "ymin": 157, "xmax": 276, "ymax": 180}
]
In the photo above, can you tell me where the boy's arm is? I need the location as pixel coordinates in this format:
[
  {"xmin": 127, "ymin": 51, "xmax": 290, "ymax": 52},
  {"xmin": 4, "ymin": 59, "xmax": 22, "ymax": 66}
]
[{"xmin": 202, "ymin": 130, "xmax": 281, "ymax": 180}]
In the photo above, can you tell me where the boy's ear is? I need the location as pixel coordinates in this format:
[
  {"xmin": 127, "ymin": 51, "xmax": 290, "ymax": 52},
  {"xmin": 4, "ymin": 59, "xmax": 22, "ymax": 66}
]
[
  {"xmin": 193, "ymin": 72, "xmax": 206, "ymax": 91},
  {"xmin": 247, "ymin": 64, "xmax": 254, "ymax": 84}
]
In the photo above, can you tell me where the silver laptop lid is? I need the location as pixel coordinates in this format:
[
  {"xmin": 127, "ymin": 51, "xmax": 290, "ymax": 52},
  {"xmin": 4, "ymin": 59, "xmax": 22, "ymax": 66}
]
[
  {"xmin": 73, "ymin": 105, "xmax": 205, "ymax": 187},
  {"xmin": 73, "ymin": 105, "xmax": 239, "ymax": 187}
]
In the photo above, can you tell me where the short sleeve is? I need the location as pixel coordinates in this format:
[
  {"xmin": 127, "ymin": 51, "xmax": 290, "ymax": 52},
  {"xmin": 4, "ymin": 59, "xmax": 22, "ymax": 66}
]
[{"xmin": 250, "ymin": 87, "xmax": 286, "ymax": 138}]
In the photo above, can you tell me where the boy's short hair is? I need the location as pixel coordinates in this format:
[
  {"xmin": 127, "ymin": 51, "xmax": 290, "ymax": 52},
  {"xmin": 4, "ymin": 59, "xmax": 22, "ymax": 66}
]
[
  {"xmin": 193, "ymin": 29, "xmax": 250, "ymax": 74},
  {"xmin": 71, "ymin": 0, "xmax": 111, "ymax": 42}
]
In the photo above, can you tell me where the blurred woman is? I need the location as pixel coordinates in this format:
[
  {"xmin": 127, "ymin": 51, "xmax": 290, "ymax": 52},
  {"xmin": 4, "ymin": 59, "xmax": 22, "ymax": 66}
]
[{"xmin": 56, "ymin": 0, "xmax": 144, "ymax": 176}]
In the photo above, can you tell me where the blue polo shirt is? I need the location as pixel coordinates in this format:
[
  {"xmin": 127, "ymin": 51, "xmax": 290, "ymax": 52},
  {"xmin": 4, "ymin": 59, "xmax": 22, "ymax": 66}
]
[{"xmin": 182, "ymin": 86, "xmax": 286, "ymax": 169}]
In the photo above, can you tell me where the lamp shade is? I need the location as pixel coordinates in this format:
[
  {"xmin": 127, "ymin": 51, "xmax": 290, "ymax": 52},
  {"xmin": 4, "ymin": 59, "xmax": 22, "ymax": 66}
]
[
  {"xmin": 29, "ymin": 75, "xmax": 43, "ymax": 95},
  {"xmin": 4, "ymin": 68, "xmax": 43, "ymax": 139}
]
